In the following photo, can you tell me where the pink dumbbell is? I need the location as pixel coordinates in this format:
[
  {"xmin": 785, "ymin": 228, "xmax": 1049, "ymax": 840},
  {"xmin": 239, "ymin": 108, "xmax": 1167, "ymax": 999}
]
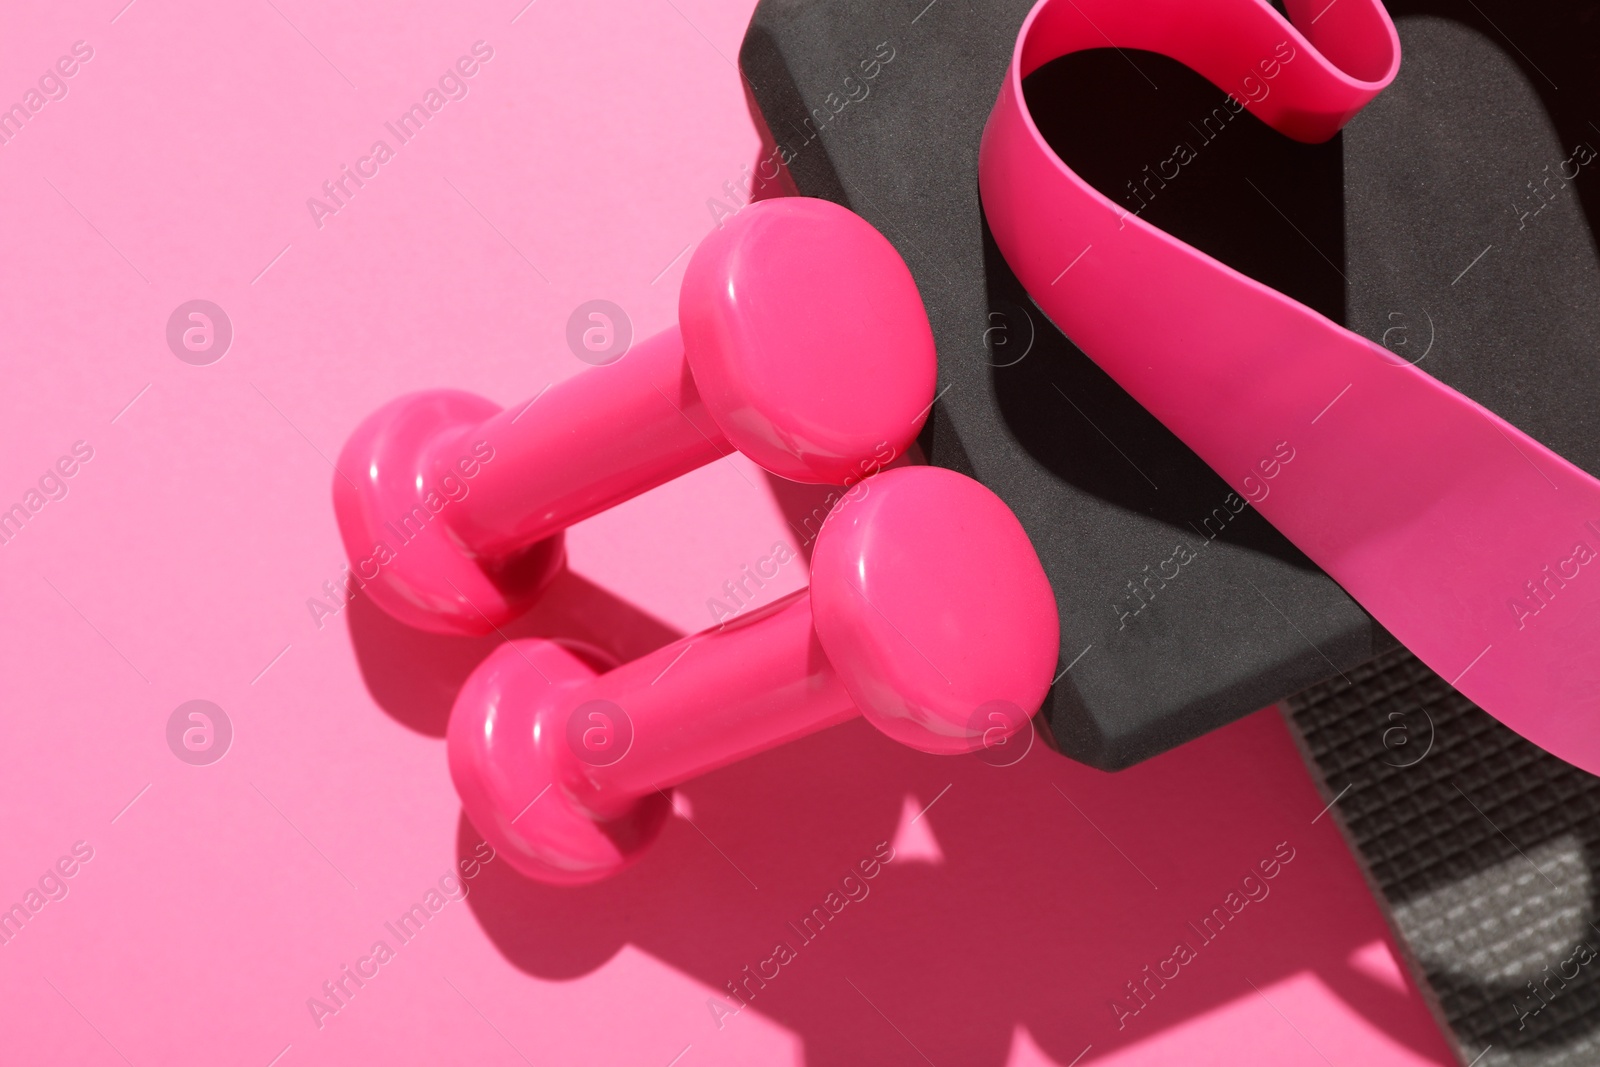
[
  {"xmin": 333, "ymin": 197, "xmax": 936, "ymax": 635},
  {"xmin": 447, "ymin": 466, "xmax": 1060, "ymax": 885}
]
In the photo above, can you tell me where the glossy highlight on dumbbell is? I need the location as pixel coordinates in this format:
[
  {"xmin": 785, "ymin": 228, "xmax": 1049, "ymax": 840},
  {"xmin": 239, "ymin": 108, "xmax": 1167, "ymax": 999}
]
[
  {"xmin": 333, "ymin": 197, "xmax": 937, "ymax": 635},
  {"xmin": 447, "ymin": 466, "xmax": 1060, "ymax": 885}
]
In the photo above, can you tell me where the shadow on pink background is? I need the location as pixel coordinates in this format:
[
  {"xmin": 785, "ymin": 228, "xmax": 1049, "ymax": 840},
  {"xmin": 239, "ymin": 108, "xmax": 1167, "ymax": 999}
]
[{"xmin": 0, "ymin": 0, "xmax": 1455, "ymax": 1063}]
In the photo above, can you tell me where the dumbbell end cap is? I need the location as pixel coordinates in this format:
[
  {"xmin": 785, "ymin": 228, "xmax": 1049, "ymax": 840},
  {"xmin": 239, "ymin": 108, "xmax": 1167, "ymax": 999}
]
[
  {"xmin": 447, "ymin": 638, "xmax": 668, "ymax": 886},
  {"xmin": 334, "ymin": 390, "xmax": 564, "ymax": 636},
  {"xmin": 681, "ymin": 197, "xmax": 937, "ymax": 484},
  {"xmin": 811, "ymin": 467, "xmax": 1061, "ymax": 755}
]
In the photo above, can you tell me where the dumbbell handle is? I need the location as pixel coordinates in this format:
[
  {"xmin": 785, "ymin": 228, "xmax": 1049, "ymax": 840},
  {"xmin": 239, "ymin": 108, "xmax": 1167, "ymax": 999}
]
[
  {"xmin": 432, "ymin": 326, "xmax": 729, "ymax": 558},
  {"xmin": 564, "ymin": 589, "xmax": 856, "ymax": 819}
]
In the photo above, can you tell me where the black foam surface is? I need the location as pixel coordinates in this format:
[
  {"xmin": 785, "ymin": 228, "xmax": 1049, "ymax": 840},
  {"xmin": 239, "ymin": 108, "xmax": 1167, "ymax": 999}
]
[
  {"xmin": 1286, "ymin": 649, "xmax": 1600, "ymax": 1065},
  {"xmin": 738, "ymin": 0, "xmax": 1600, "ymax": 769}
]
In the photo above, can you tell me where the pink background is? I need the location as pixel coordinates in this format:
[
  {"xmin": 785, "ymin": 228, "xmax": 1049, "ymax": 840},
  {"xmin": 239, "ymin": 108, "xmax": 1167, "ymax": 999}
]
[{"xmin": 0, "ymin": 0, "xmax": 1459, "ymax": 1063}]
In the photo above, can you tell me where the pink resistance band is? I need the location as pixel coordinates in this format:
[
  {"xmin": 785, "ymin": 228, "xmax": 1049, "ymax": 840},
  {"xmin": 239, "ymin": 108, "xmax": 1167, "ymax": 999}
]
[{"xmin": 980, "ymin": 0, "xmax": 1600, "ymax": 773}]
